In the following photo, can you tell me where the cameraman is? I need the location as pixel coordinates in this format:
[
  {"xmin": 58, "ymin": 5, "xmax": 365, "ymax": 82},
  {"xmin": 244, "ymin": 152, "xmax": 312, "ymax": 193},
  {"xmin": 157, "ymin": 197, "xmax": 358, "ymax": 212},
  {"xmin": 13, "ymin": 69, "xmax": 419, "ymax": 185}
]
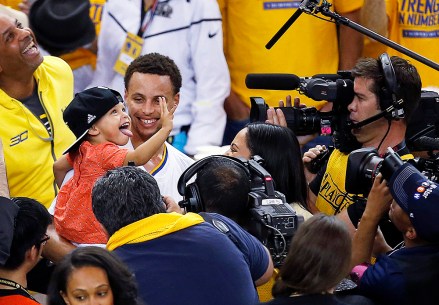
[
  {"xmin": 178, "ymin": 156, "xmax": 283, "ymax": 301},
  {"xmin": 192, "ymin": 158, "xmax": 251, "ymax": 224},
  {"xmin": 178, "ymin": 157, "xmax": 274, "ymax": 284},
  {"xmin": 271, "ymin": 54, "xmax": 421, "ymax": 240},
  {"xmin": 351, "ymin": 165, "xmax": 439, "ymax": 305}
]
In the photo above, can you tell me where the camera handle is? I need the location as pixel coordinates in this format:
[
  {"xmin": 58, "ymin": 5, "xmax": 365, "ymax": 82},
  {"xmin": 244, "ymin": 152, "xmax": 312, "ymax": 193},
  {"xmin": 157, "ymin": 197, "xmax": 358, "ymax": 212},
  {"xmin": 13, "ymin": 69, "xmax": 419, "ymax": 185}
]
[{"xmin": 267, "ymin": 0, "xmax": 439, "ymax": 72}]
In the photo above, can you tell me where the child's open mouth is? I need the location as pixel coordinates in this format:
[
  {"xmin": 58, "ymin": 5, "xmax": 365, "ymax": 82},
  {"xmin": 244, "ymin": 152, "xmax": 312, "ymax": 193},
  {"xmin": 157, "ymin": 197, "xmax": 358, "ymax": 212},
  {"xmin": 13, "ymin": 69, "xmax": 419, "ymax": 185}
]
[{"xmin": 119, "ymin": 122, "xmax": 133, "ymax": 137}]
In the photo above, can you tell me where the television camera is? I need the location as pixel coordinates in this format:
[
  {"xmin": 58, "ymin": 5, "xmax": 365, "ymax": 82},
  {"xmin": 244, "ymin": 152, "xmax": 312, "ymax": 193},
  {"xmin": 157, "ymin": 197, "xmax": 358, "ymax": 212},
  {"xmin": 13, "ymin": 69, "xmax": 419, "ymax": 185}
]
[
  {"xmin": 248, "ymin": 70, "xmax": 439, "ymax": 156},
  {"xmin": 247, "ymin": 72, "xmax": 361, "ymax": 153},
  {"xmin": 244, "ymin": 156, "xmax": 304, "ymax": 267},
  {"xmin": 177, "ymin": 155, "xmax": 304, "ymax": 267}
]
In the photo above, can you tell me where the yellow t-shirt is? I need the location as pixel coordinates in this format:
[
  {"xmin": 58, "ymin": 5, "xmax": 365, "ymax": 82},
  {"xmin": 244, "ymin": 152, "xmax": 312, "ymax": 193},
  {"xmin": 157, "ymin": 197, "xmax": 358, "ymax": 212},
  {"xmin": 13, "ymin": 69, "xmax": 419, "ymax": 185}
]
[
  {"xmin": 315, "ymin": 149, "xmax": 356, "ymax": 215},
  {"xmin": 257, "ymin": 268, "xmax": 279, "ymax": 302},
  {"xmin": 363, "ymin": 37, "xmax": 388, "ymax": 59},
  {"xmin": 0, "ymin": 0, "xmax": 21, "ymax": 10},
  {"xmin": 218, "ymin": 0, "xmax": 364, "ymax": 108},
  {"xmin": 385, "ymin": 0, "xmax": 439, "ymax": 87},
  {"xmin": 315, "ymin": 148, "xmax": 414, "ymax": 215}
]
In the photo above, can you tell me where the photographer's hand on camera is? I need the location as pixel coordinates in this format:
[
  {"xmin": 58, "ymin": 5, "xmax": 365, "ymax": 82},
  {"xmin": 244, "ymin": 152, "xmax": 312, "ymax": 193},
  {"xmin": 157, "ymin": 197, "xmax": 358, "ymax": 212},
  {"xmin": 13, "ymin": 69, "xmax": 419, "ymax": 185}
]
[
  {"xmin": 351, "ymin": 174, "xmax": 393, "ymax": 268},
  {"xmin": 303, "ymin": 145, "xmax": 327, "ymax": 183},
  {"xmin": 266, "ymin": 96, "xmax": 318, "ymax": 146},
  {"xmin": 365, "ymin": 174, "xmax": 393, "ymax": 218},
  {"xmin": 266, "ymin": 94, "xmax": 294, "ymax": 127}
]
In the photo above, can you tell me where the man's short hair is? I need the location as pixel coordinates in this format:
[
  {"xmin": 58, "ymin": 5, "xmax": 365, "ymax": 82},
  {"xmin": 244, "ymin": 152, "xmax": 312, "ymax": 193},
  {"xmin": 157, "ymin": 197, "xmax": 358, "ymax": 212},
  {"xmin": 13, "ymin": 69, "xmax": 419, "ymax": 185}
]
[
  {"xmin": 196, "ymin": 159, "xmax": 251, "ymax": 220},
  {"xmin": 92, "ymin": 166, "xmax": 166, "ymax": 236},
  {"xmin": 351, "ymin": 55, "xmax": 422, "ymax": 121},
  {"xmin": 3, "ymin": 197, "xmax": 51, "ymax": 270},
  {"xmin": 124, "ymin": 52, "xmax": 182, "ymax": 95}
]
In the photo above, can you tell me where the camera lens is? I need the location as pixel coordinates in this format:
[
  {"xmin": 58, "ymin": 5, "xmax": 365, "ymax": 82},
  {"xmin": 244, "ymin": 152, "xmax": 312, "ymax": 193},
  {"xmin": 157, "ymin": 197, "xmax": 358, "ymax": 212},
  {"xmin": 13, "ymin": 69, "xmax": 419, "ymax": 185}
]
[
  {"xmin": 346, "ymin": 148, "xmax": 406, "ymax": 196},
  {"xmin": 346, "ymin": 148, "xmax": 384, "ymax": 195},
  {"xmin": 360, "ymin": 155, "xmax": 383, "ymax": 181}
]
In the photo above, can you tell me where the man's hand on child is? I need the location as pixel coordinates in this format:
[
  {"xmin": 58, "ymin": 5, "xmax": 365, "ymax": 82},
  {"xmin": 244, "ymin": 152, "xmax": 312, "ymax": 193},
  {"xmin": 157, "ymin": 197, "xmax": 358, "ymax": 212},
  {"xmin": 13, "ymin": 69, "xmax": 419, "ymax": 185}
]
[{"xmin": 163, "ymin": 195, "xmax": 184, "ymax": 214}]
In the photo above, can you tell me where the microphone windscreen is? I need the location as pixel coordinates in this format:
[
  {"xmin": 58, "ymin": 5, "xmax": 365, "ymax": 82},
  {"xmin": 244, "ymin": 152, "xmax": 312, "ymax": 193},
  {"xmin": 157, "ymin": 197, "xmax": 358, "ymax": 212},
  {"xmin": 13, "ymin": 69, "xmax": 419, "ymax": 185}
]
[{"xmin": 245, "ymin": 74, "xmax": 300, "ymax": 90}]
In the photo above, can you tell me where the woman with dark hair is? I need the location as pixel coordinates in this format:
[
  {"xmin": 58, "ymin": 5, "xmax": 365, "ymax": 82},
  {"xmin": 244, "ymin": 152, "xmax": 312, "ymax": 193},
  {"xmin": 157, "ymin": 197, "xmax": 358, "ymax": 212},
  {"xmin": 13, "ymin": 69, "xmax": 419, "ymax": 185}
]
[
  {"xmin": 47, "ymin": 246, "xmax": 141, "ymax": 305},
  {"xmin": 226, "ymin": 122, "xmax": 308, "ymax": 209},
  {"xmin": 262, "ymin": 214, "xmax": 374, "ymax": 305}
]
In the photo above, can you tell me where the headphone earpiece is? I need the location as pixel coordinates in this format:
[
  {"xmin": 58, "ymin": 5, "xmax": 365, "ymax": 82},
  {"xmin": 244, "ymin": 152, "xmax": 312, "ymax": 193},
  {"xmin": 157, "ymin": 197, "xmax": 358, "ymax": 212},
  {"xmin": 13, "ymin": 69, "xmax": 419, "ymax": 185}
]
[
  {"xmin": 379, "ymin": 53, "xmax": 404, "ymax": 120},
  {"xmin": 180, "ymin": 183, "xmax": 203, "ymax": 213},
  {"xmin": 177, "ymin": 155, "xmax": 250, "ymax": 213}
]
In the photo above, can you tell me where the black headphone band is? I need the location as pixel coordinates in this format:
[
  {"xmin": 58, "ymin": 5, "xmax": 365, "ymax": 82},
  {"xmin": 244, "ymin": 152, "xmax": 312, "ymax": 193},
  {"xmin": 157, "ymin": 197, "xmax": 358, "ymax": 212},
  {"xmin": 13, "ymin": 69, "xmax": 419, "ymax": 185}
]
[
  {"xmin": 177, "ymin": 155, "xmax": 250, "ymax": 196},
  {"xmin": 378, "ymin": 53, "xmax": 406, "ymax": 121},
  {"xmin": 379, "ymin": 53, "xmax": 397, "ymax": 96},
  {"xmin": 378, "ymin": 53, "xmax": 403, "ymax": 116}
]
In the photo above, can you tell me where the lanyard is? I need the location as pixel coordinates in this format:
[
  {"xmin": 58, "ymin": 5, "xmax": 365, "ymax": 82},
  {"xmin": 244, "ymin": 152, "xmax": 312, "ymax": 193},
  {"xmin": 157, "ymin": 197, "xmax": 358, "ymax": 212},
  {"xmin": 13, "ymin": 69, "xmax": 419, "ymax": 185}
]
[
  {"xmin": 138, "ymin": 0, "xmax": 159, "ymax": 37},
  {"xmin": 0, "ymin": 277, "xmax": 36, "ymax": 301}
]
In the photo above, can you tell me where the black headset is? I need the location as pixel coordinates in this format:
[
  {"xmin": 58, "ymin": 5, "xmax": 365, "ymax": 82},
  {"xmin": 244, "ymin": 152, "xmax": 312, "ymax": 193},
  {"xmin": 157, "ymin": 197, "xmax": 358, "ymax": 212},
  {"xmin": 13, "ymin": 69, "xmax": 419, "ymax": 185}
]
[
  {"xmin": 177, "ymin": 155, "xmax": 250, "ymax": 213},
  {"xmin": 348, "ymin": 53, "xmax": 406, "ymax": 130},
  {"xmin": 379, "ymin": 53, "xmax": 404, "ymax": 119}
]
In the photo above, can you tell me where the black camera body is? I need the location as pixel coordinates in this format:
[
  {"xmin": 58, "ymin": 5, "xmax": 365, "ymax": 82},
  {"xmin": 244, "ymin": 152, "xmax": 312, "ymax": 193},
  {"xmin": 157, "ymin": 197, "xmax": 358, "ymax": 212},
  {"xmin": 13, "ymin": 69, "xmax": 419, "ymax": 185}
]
[
  {"xmin": 346, "ymin": 147, "xmax": 439, "ymax": 195},
  {"xmin": 242, "ymin": 157, "xmax": 304, "ymax": 267},
  {"xmin": 406, "ymin": 90, "xmax": 439, "ymax": 152},
  {"xmin": 251, "ymin": 97, "xmax": 333, "ymax": 136},
  {"xmin": 249, "ymin": 74, "xmax": 354, "ymax": 134},
  {"xmin": 250, "ymin": 74, "xmax": 362, "ymax": 153}
]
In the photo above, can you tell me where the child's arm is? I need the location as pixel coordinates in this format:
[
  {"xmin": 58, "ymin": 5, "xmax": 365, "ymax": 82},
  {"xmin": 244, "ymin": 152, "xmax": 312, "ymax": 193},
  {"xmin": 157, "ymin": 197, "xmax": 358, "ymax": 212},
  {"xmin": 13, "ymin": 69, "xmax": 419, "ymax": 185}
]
[
  {"xmin": 124, "ymin": 97, "xmax": 176, "ymax": 166},
  {"xmin": 54, "ymin": 155, "xmax": 73, "ymax": 188}
]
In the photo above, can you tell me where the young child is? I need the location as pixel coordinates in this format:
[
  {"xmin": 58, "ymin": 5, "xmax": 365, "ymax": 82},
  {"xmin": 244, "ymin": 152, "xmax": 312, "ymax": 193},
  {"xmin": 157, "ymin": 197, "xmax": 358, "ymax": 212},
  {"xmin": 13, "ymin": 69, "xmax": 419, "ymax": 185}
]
[{"xmin": 53, "ymin": 86, "xmax": 175, "ymax": 245}]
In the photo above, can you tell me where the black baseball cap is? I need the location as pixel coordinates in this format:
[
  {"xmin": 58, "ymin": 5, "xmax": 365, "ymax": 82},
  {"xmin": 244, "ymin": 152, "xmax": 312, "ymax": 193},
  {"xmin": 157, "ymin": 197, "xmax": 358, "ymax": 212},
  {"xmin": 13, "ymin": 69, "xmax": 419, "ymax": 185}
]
[
  {"xmin": 63, "ymin": 87, "xmax": 124, "ymax": 154},
  {"xmin": 389, "ymin": 163, "xmax": 439, "ymax": 242}
]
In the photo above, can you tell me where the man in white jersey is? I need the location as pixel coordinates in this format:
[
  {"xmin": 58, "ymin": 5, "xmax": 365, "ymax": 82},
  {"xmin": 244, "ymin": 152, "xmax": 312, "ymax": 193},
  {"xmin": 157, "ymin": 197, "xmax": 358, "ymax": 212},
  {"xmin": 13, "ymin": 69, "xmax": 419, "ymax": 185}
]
[
  {"xmin": 124, "ymin": 53, "xmax": 194, "ymax": 201},
  {"xmin": 90, "ymin": 0, "xmax": 230, "ymax": 155}
]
